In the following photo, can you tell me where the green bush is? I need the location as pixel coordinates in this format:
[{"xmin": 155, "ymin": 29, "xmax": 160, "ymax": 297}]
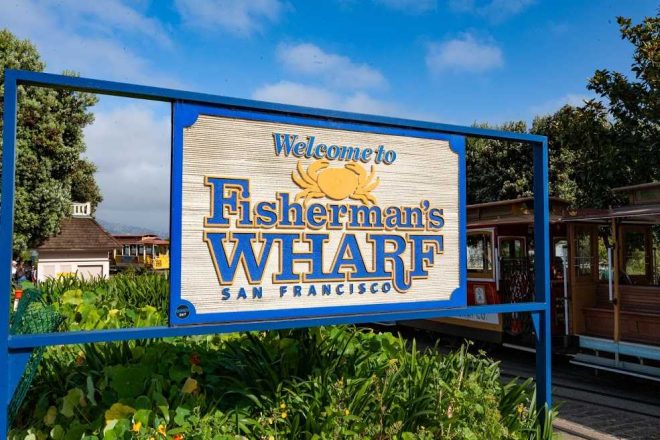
[
  {"xmin": 10, "ymin": 330, "xmax": 554, "ymax": 439},
  {"xmin": 9, "ymin": 275, "xmax": 555, "ymax": 439},
  {"xmin": 37, "ymin": 273, "xmax": 168, "ymax": 330}
]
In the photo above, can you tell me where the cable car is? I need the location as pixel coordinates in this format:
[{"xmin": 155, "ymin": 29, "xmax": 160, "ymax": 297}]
[
  {"xmin": 402, "ymin": 197, "xmax": 571, "ymax": 350},
  {"xmin": 565, "ymin": 182, "xmax": 660, "ymax": 379},
  {"xmin": 112, "ymin": 234, "xmax": 170, "ymax": 272},
  {"xmin": 402, "ymin": 182, "xmax": 660, "ymax": 379}
]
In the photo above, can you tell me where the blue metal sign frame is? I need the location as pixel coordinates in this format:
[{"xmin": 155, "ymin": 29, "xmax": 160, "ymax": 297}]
[{"xmin": 0, "ymin": 69, "xmax": 552, "ymax": 435}]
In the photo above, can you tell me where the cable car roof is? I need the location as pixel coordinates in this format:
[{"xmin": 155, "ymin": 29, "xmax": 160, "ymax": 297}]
[
  {"xmin": 561, "ymin": 204, "xmax": 660, "ymax": 224},
  {"xmin": 467, "ymin": 197, "xmax": 569, "ymax": 227}
]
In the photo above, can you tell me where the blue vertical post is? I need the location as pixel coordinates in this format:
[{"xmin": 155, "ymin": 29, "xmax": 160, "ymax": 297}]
[
  {"xmin": 533, "ymin": 138, "xmax": 552, "ymax": 412},
  {"xmin": 1, "ymin": 70, "xmax": 19, "ymax": 435}
]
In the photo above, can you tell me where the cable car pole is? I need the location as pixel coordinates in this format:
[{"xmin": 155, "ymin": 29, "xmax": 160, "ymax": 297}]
[{"xmin": 612, "ymin": 217, "xmax": 621, "ymax": 343}]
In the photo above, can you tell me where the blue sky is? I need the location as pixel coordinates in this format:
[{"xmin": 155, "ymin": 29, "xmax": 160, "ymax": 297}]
[{"xmin": 1, "ymin": 0, "xmax": 657, "ymax": 232}]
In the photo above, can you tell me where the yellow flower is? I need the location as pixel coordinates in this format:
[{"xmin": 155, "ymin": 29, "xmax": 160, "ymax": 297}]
[
  {"xmin": 344, "ymin": 409, "xmax": 350, "ymax": 416},
  {"xmin": 181, "ymin": 377, "xmax": 198, "ymax": 394},
  {"xmin": 279, "ymin": 402, "xmax": 287, "ymax": 410},
  {"xmin": 157, "ymin": 424, "xmax": 167, "ymax": 436},
  {"xmin": 268, "ymin": 436, "xmax": 275, "ymax": 440},
  {"xmin": 388, "ymin": 358, "xmax": 398, "ymax": 365},
  {"xmin": 105, "ymin": 403, "xmax": 136, "ymax": 423},
  {"xmin": 43, "ymin": 405, "xmax": 57, "ymax": 426},
  {"xmin": 517, "ymin": 403, "xmax": 525, "ymax": 415},
  {"xmin": 131, "ymin": 421, "xmax": 142, "ymax": 432},
  {"xmin": 281, "ymin": 411, "xmax": 288, "ymax": 419}
]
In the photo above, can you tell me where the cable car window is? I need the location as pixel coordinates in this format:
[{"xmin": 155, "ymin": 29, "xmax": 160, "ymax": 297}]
[
  {"xmin": 624, "ymin": 230, "xmax": 647, "ymax": 277},
  {"xmin": 597, "ymin": 226, "xmax": 611, "ymax": 282},
  {"xmin": 554, "ymin": 239, "xmax": 568, "ymax": 264},
  {"xmin": 467, "ymin": 231, "xmax": 493, "ymax": 279},
  {"xmin": 553, "ymin": 239, "xmax": 568, "ymax": 278},
  {"xmin": 575, "ymin": 229, "xmax": 593, "ymax": 277},
  {"xmin": 500, "ymin": 237, "xmax": 525, "ymax": 260}
]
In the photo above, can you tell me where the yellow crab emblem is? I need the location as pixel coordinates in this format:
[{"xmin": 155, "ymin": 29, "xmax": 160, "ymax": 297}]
[{"xmin": 292, "ymin": 159, "xmax": 380, "ymax": 205}]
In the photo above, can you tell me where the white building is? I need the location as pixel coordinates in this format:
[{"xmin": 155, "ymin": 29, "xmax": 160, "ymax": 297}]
[{"xmin": 36, "ymin": 203, "xmax": 119, "ymax": 281}]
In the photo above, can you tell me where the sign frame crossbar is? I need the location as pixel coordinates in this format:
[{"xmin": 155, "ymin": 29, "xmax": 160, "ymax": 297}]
[{"xmin": 0, "ymin": 69, "xmax": 552, "ymax": 435}]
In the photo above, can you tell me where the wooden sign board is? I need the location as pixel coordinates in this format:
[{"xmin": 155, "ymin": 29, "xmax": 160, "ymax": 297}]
[{"xmin": 170, "ymin": 104, "xmax": 466, "ymax": 325}]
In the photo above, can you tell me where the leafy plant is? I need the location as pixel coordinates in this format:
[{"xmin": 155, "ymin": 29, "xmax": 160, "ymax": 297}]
[
  {"xmin": 11, "ymin": 329, "xmax": 555, "ymax": 439},
  {"xmin": 10, "ymin": 275, "xmax": 555, "ymax": 438}
]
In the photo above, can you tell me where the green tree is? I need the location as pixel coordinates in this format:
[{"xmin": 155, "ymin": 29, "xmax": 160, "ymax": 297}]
[
  {"xmin": 587, "ymin": 14, "xmax": 659, "ymax": 187},
  {"xmin": 466, "ymin": 121, "xmax": 533, "ymax": 204},
  {"xmin": 531, "ymin": 102, "xmax": 618, "ymax": 208},
  {"xmin": 0, "ymin": 30, "xmax": 101, "ymax": 253},
  {"xmin": 470, "ymin": 14, "xmax": 658, "ymax": 209}
]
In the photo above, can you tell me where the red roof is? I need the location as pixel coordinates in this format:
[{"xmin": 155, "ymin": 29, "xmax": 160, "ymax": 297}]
[{"xmin": 113, "ymin": 234, "xmax": 169, "ymax": 246}]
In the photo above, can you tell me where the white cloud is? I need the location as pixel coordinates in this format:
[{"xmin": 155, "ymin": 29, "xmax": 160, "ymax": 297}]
[
  {"xmin": 175, "ymin": 0, "xmax": 285, "ymax": 36},
  {"xmin": 49, "ymin": 0, "xmax": 173, "ymax": 48},
  {"xmin": 426, "ymin": 33, "xmax": 503, "ymax": 73},
  {"xmin": 448, "ymin": 0, "xmax": 535, "ymax": 22},
  {"xmin": 252, "ymin": 81, "xmax": 397, "ymax": 116},
  {"xmin": 276, "ymin": 43, "xmax": 387, "ymax": 90},
  {"xmin": 253, "ymin": 81, "xmax": 340, "ymax": 108},
  {"xmin": 84, "ymin": 103, "xmax": 171, "ymax": 232},
  {"xmin": 0, "ymin": 0, "xmax": 179, "ymax": 86},
  {"xmin": 375, "ymin": 0, "xmax": 437, "ymax": 14},
  {"xmin": 344, "ymin": 92, "xmax": 397, "ymax": 115},
  {"xmin": 530, "ymin": 93, "xmax": 592, "ymax": 116}
]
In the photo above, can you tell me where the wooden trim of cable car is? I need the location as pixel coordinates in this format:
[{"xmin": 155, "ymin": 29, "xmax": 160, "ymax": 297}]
[
  {"xmin": 583, "ymin": 307, "xmax": 660, "ymax": 346},
  {"xmin": 581, "ymin": 262, "xmax": 660, "ymax": 346}
]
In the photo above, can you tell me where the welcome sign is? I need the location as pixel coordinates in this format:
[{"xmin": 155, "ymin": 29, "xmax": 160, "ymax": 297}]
[{"xmin": 170, "ymin": 104, "xmax": 466, "ymax": 325}]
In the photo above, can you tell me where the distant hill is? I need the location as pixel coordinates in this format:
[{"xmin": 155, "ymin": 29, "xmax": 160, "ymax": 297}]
[{"xmin": 97, "ymin": 219, "xmax": 168, "ymax": 239}]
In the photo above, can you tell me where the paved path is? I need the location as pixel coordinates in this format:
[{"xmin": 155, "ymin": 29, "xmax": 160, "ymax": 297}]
[
  {"xmin": 555, "ymin": 401, "xmax": 660, "ymax": 439},
  {"xmin": 498, "ymin": 348, "xmax": 660, "ymax": 440}
]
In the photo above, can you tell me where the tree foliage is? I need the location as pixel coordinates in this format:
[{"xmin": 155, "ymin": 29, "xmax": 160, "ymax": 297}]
[
  {"xmin": 466, "ymin": 121, "xmax": 533, "ymax": 204},
  {"xmin": 531, "ymin": 102, "xmax": 617, "ymax": 208},
  {"xmin": 468, "ymin": 13, "xmax": 659, "ymax": 209},
  {"xmin": 0, "ymin": 29, "xmax": 101, "ymax": 253},
  {"xmin": 587, "ymin": 15, "xmax": 659, "ymax": 187}
]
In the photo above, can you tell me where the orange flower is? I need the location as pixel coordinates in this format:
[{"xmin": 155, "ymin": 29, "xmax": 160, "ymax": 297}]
[{"xmin": 173, "ymin": 435, "xmax": 184, "ymax": 440}]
